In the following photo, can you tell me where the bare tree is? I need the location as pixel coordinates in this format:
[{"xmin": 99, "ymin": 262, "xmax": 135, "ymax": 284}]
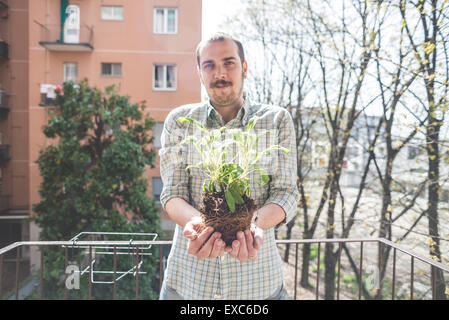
[{"xmin": 399, "ymin": 0, "xmax": 449, "ymax": 299}]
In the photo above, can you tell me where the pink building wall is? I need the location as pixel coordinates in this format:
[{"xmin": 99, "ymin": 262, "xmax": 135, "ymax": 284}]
[{"xmin": 0, "ymin": 0, "xmax": 202, "ymax": 245}]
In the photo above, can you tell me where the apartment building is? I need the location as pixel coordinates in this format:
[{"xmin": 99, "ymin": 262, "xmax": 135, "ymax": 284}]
[{"xmin": 0, "ymin": 0, "xmax": 202, "ymax": 265}]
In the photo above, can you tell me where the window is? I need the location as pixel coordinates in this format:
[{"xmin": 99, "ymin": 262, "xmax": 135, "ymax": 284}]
[
  {"xmin": 408, "ymin": 146, "xmax": 420, "ymax": 160},
  {"xmin": 101, "ymin": 63, "xmax": 122, "ymax": 77},
  {"xmin": 153, "ymin": 64, "xmax": 176, "ymax": 90},
  {"xmin": 39, "ymin": 84, "xmax": 57, "ymax": 106},
  {"xmin": 347, "ymin": 146, "xmax": 359, "ymax": 157},
  {"xmin": 152, "ymin": 122, "xmax": 164, "ymax": 148},
  {"xmin": 154, "ymin": 8, "xmax": 178, "ymax": 34},
  {"xmin": 64, "ymin": 62, "xmax": 78, "ymax": 82},
  {"xmin": 152, "ymin": 177, "xmax": 163, "ymax": 203},
  {"xmin": 101, "ymin": 6, "xmax": 123, "ymax": 20}
]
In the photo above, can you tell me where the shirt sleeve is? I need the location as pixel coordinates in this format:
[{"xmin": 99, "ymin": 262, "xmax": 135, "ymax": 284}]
[
  {"xmin": 158, "ymin": 109, "xmax": 190, "ymax": 211},
  {"xmin": 264, "ymin": 109, "xmax": 300, "ymax": 226}
]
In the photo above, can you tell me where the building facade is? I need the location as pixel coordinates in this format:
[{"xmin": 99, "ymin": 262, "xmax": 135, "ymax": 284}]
[{"xmin": 0, "ymin": 0, "xmax": 202, "ymax": 270}]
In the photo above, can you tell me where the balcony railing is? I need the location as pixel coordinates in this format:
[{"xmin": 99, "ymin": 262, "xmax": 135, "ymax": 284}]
[
  {"xmin": 0, "ymin": 145, "xmax": 9, "ymax": 164},
  {"xmin": 0, "ymin": 0, "xmax": 8, "ymax": 10},
  {"xmin": 0, "ymin": 195, "xmax": 9, "ymax": 213},
  {"xmin": 0, "ymin": 89, "xmax": 9, "ymax": 120},
  {"xmin": 0, "ymin": 238, "xmax": 448, "ymax": 300},
  {"xmin": 0, "ymin": 41, "xmax": 8, "ymax": 60},
  {"xmin": 35, "ymin": 22, "xmax": 94, "ymax": 52}
]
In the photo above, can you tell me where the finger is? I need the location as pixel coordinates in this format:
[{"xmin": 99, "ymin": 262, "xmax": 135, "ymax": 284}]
[
  {"xmin": 183, "ymin": 227, "xmax": 198, "ymax": 241},
  {"xmin": 228, "ymin": 239, "xmax": 240, "ymax": 258},
  {"xmin": 183, "ymin": 218, "xmax": 203, "ymax": 240},
  {"xmin": 252, "ymin": 227, "xmax": 264, "ymax": 250},
  {"xmin": 187, "ymin": 226, "xmax": 214, "ymax": 255},
  {"xmin": 236, "ymin": 231, "xmax": 248, "ymax": 262},
  {"xmin": 209, "ymin": 236, "xmax": 225, "ymax": 259},
  {"xmin": 197, "ymin": 232, "xmax": 221, "ymax": 260},
  {"xmin": 245, "ymin": 229, "xmax": 257, "ymax": 259}
]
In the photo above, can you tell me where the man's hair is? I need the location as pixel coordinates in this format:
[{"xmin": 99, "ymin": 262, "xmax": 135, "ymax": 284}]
[{"xmin": 196, "ymin": 32, "xmax": 245, "ymax": 68}]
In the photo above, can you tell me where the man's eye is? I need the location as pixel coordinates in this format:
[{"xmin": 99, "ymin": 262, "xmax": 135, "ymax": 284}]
[{"xmin": 204, "ymin": 64, "xmax": 213, "ymax": 69}]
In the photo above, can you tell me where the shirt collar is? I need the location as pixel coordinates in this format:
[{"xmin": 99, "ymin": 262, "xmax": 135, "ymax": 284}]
[{"xmin": 205, "ymin": 92, "xmax": 252, "ymax": 126}]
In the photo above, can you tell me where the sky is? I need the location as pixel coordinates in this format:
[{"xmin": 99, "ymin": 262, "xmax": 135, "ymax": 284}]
[
  {"xmin": 198, "ymin": 0, "xmax": 243, "ymax": 99},
  {"xmin": 202, "ymin": 0, "xmax": 242, "ymax": 39}
]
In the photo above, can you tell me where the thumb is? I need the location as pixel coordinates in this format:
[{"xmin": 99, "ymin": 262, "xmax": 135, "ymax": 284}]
[
  {"xmin": 183, "ymin": 224, "xmax": 198, "ymax": 240},
  {"xmin": 253, "ymin": 227, "xmax": 264, "ymax": 250}
]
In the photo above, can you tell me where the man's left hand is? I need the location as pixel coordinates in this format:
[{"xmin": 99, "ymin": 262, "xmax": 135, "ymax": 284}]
[{"xmin": 225, "ymin": 224, "xmax": 264, "ymax": 263}]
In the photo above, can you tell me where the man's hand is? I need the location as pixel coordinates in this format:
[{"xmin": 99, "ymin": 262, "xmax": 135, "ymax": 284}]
[
  {"xmin": 225, "ymin": 224, "xmax": 264, "ymax": 263},
  {"xmin": 183, "ymin": 217, "xmax": 225, "ymax": 260}
]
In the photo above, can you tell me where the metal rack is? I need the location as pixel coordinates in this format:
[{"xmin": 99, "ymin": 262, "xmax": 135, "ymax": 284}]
[{"xmin": 62, "ymin": 232, "xmax": 158, "ymax": 284}]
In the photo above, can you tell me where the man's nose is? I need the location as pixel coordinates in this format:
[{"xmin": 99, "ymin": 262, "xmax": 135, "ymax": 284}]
[{"xmin": 214, "ymin": 65, "xmax": 226, "ymax": 79}]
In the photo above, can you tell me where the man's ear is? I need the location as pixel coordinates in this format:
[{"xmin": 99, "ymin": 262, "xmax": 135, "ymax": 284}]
[{"xmin": 242, "ymin": 60, "xmax": 248, "ymax": 78}]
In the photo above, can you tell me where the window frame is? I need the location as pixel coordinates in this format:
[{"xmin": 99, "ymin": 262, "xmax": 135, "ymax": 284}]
[
  {"xmin": 101, "ymin": 6, "xmax": 124, "ymax": 21},
  {"xmin": 152, "ymin": 122, "xmax": 164, "ymax": 148},
  {"xmin": 153, "ymin": 7, "xmax": 178, "ymax": 34},
  {"xmin": 152, "ymin": 177, "xmax": 163, "ymax": 203},
  {"xmin": 152, "ymin": 64, "xmax": 177, "ymax": 91},
  {"xmin": 63, "ymin": 62, "xmax": 78, "ymax": 83},
  {"xmin": 101, "ymin": 62, "xmax": 123, "ymax": 78}
]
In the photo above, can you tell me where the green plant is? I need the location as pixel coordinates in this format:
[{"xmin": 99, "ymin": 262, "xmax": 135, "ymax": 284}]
[
  {"xmin": 177, "ymin": 116, "xmax": 289, "ymax": 212},
  {"xmin": 32, "ymin": 80, "xmax": 161, "ymax": 299}
]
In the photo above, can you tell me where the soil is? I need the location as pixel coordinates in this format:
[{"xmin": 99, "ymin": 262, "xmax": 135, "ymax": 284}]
[{"xmin": 199, "ymin": 191, "xmax": 257, "ymax": 246}]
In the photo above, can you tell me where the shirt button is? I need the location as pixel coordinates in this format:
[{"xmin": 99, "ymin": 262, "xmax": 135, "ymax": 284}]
[
  {"xmin": 214, "ymin": 294, "xmax": 222, "ymax": 299},
  {"xmin": 221, "ymin": 255, "xmax": 226, "ymax": 262}
]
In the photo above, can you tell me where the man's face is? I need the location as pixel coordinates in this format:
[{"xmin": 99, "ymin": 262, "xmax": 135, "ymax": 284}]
[{"xmin": 197, "ymin": 39, "xmax": 247, "ymax": 108}]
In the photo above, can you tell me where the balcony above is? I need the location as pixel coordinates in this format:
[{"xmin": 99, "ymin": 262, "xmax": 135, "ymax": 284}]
[
  {"xmin": 36, "ymin": 22, "xmax": 94, "ymax": 52},
  {"xmin": 0, "ymin": 89, "xmax": 8, "ymax": 120},
  {"xmin": 0, "ymin": 145, "xmax": 9, "ymax": 164},
  {"xmin": 0, "ymin": 40, "xmax": 8, "ymax": 60},
  {"xmin": 0, "ymin": 1, "xmax": 7, "ymax": 10},
  {"xmin": 0, "ymin": 195, "xmax": 9, "ymax": 214}
]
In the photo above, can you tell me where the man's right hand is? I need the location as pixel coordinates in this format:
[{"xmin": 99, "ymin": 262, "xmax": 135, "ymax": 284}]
[{"xmin": 183, "ymin": 217, "xmax": 225, "ymax": 260}]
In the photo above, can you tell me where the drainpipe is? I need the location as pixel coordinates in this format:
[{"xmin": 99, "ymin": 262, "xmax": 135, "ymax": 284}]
[{"xmin": 60, "ymin": 0, "xmax": 69, "ymax": 42}]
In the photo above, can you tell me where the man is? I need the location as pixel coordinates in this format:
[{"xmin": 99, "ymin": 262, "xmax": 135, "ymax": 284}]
[{"xmin": 159, "ymin": 32, "xmax": 299, "ymax": 300}]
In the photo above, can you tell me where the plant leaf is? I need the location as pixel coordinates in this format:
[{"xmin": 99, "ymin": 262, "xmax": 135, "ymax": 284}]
[
  {"xmin": 256, "ymin": 166, "xmax": 270, "ymax": 185},
  {"xmin": 225, "ymin": 189, "xmax": 236, "ymax": 212},
  {"xmin": 230, "ymin": 185, "xmax": 244, "ymax": 204},
  {"xmin": 247, "ymin": 116, "xmax": 260, "ymax": 131},
  {"xmin": 177, "ymin": 117, "xmax": 208, "ymax": 133},
  {"xmin": 208, "ymin": 180, "xmax": 215, "ymax": 193}
]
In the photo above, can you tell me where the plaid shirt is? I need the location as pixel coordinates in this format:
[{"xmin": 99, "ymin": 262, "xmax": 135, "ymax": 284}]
[{"xmin": 159, "ymin": 95, "xmax": 299, "ymax": 300}]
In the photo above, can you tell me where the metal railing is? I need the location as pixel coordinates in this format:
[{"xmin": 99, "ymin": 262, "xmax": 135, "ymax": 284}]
[
  {"xmin": 34, "ymin": 21, "xmax": 94, "ymax": 49},
  {"xmin": 0, "ymin": 238, "xmax": 448, "ymax": 300}
]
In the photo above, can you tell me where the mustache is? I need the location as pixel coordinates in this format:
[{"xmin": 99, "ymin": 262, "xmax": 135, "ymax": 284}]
[{"xmin": 211, "ymin": 80, "xmax": 232, "ymax": 88}]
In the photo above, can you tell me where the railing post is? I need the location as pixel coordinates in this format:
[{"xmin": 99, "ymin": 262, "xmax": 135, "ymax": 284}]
[
  {"xmin": 159, "ymin": 243, "xmax": 163, "ymax": 294},
  {"xmin": 316, "ymin": 242, "xmax": 321, "ymax": 300},
  {"xmin": 135, "ymin": 246, "xmax": 139, "ymax": 300},
  {"xmin": 410, "ymin": 256, "xmax": 414, "ymax": 300},
  {"xmin": 40, "ymin": 246, "xmax": 44, "ymax": 299},
  {"xmin": 15, "ymin": 246, "xmax": 20, "ymax": 300},
  {"xmin": 0, "ymin": 254, "xmax": 3, "ymax": 299},
  {"xmin": 359, "ymin": 242, "xmax": 363, "ymax": 300},
  {"xmin": 377, "ymin": 241, "xmax": 382, "ymax": 300},
  {"xmin": 113, "ymin": 246, "xmax": 117, "ymax": 300},
  {"xmin": 337, "ymin": 242, "xmax": 342, "ymax": 300},
  {"xmin": 392, "ymin": 248, "xmax": 396, "ymax": 300},
  {"xmin": 294, "ymin": 243, "xmax": 298, "ymax": 300},
  {"xmin": 88, "ymin": 245, "xmax": 92, "ymax": 300},
  {"xmin": 64, "ymin": 246, "xmax": 68, "ymax": 300},
  {"xmin": 431, "ymin": 265, "xmax": 436, "ymax": 300}
]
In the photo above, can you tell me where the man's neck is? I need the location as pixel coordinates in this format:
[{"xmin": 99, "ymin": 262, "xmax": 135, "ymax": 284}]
[{"xmin": 211, "ymin": 97, "xmax": 244, "ymax": 123}]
